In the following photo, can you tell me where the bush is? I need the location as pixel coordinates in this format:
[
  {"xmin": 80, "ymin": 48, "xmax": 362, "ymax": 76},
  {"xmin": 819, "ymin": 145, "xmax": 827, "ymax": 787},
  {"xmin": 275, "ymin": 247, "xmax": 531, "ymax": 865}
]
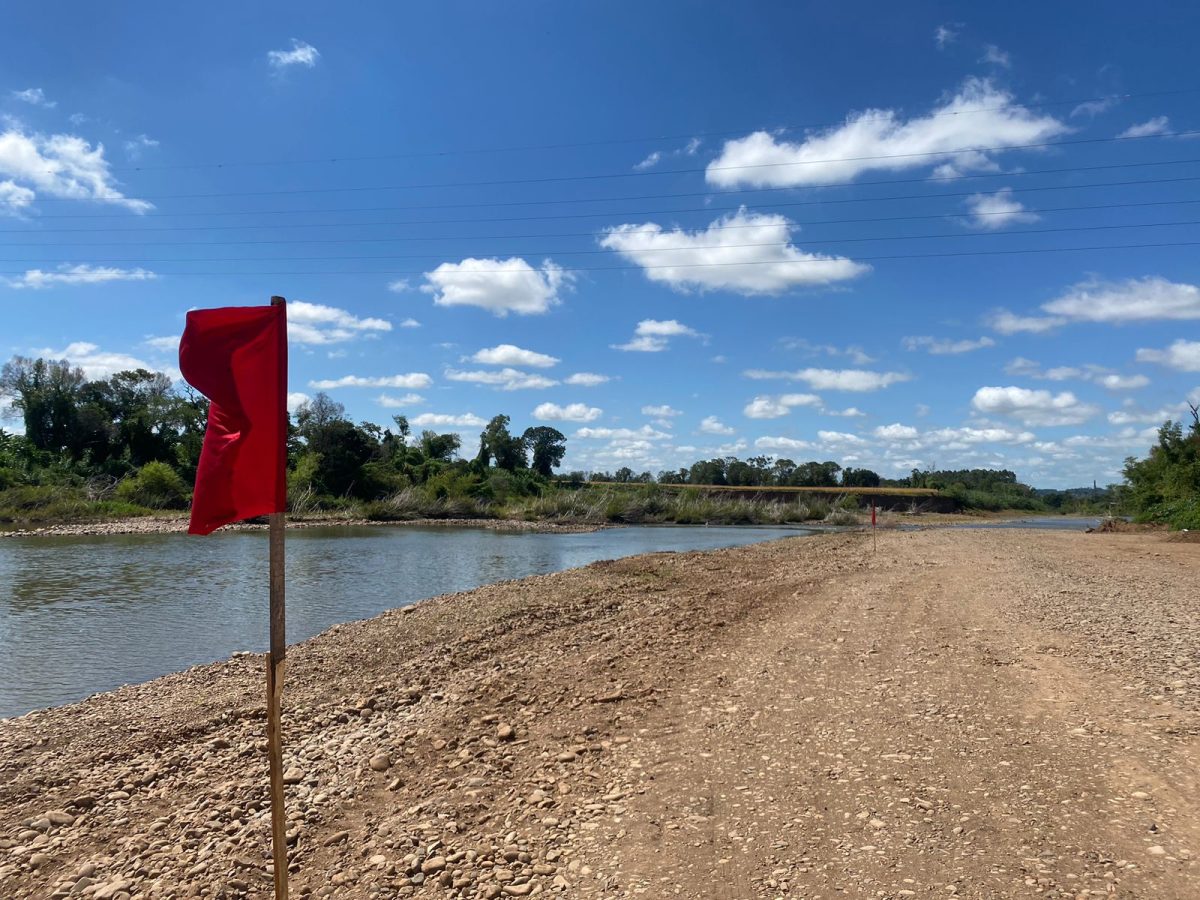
[
  {"xmin": 0, "ymin": 484, "xmax": 150, "ymax": 522},
  {"xmin": 115, "ymin": 461, "xmax": 190, "ymax": 509}
]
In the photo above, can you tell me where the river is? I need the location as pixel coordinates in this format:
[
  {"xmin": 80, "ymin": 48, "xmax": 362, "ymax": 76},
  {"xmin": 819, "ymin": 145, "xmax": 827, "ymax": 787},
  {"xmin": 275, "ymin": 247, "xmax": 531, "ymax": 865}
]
[{"xmin": 0, "ymin": 524, "xmax": 805, "ymax": 718}]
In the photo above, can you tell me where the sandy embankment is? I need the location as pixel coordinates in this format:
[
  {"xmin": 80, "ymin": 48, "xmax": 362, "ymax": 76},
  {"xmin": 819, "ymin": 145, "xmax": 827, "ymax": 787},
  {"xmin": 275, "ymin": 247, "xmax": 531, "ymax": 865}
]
[{"xmin": 0, "ymin": 530, "xmax": 1197, "ymax": 899}]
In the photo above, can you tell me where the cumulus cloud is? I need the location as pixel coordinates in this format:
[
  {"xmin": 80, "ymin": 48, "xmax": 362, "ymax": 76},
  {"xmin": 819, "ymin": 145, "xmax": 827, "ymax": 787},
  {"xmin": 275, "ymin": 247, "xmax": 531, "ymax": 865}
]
[
  {"xmin": 286, "ymin": 392, "xmax": 311, "ymax": 414},
  {"xmin": 903, "ymin": 335, "xmax": 995, "ymax": 354},
  {"xmin": 979, "ymin": 44, "xmax": 1011, "ymax": 67},
  {"xmin": 753, "ymin": 435, "xmax": 814, "ymax": 452},
  {"xmin": 35, "ymin": 342, "xmax": 163, "ymax": 380},
  {"xmin": 4, "ymin": 264, "xmax": 157, "ymax": 289},
  {"xmin": 963, "ymin": 188, "xmax": 1038, "ymax": 228},
  {"xmin": 600, "ymin": 208, "xmax": 868, "ymax": 294},
  {"xmin": 743, "ymin": 393, "xmax": 822, "ymax": 418},
  {"xmin": 873, "ymin": 423, "xmax": 920, "ymax": 440},
  {"xmin": 705, "ymin": 78, "xmax": 1068, "ymax": 189},
  {"xmin": 744, "ymin": 367, "xmax": 911, "ymax": 391},
  {"xmin": 11, "ymin": 88, "xmax": 55, "ymax": 107},
  {"xmin": 780, "ymin": 337, "xmax": 875, "ymax": 365},
  {"xmin": 445, "ymin": 368, "xmax": 558, "ymax": 390},
  {"xmin": 1136, "ymin": 339, "xmax": 1200, "ymax": 372},
  {"xmin": 0, "ymin": 127, "xmax": 151, "ymax": 212},
  {"xmin": 287, "ymin": 300, "xmax": 392, "ymax": 345},
  {"xmin": 575, "ymin": 425, "xmax": 671, "ymax": 441},
  {"xmin": 268, "ymin": 39, "xmax": 320, "ymax": 69},
  {"xmin": 399, "ymin": 318, "xmax": 421, "ymax": 328},
  {"xmin": 470, "ymin": 344, "xmax": 560, "ymax": 368},
  {"xmin": 411, "ymin": 412, "xmax": 486, "ymax": 428},
  {"xmin": 990, "ymin": 277, "xmax": 1200, "ymax": 334},
  {"xmin": 612, "ymin": 319, "xmax": 701, "ymax": 352},
  {"xmin": 971, "ymin": 385, "xmax": 1100, "ymax": 426},
  {"xmin": 308, "ymin": 373, "xmax": 432, "ymax": 390},
  {"xmin": 143, "ymin": 335, "xmax": 181, "ymax": 351},
  {"xmin": 698, "ymin": 415, "xmax": 735, "ymax": 435},
  {"xmin": 565, "ymin": 372, "xmax": 610, "ymax": 387},
  {"xmin": 376, "ymin": 393, "xmax": 425, "ymax": 408},
  {"xmin": 1005, "ymin": 358, "xmax": 1149, "ymax": 390},
  {"xmin": 825, "ymin": 406, "xmax": 866, "ymax": 417},
  {"xmin": 934, "ymin": 24, "xmax": 959, "ymax": 48},
  {"xmin": 422, "ymin": 257, "xmax": 569, "ymax": 316},
  {"xmin": 1118, "ymin": 116, "xmax": 1171, "ymax": 139},
  {"xmin": 642, "ymin": 405, "xmax": 682, "ymax": 417},
  {"xmin": 532, "ymin": 402, "xmax": 603, "ymax": 423}
]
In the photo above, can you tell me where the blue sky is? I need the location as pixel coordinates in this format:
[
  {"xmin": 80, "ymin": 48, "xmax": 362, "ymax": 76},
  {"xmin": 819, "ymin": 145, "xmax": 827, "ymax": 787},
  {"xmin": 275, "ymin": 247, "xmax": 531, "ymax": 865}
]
[{"xmin": 2, "ymin": 1, "xmax": 1199, "ymax": 487}]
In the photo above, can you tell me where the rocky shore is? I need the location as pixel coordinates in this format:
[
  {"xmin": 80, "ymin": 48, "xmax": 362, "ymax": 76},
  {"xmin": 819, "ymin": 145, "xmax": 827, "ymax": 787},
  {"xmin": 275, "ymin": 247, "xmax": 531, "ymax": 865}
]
[{"xmin": 1, "ymin": 529, "xmax": 1197, "ymax": 899}]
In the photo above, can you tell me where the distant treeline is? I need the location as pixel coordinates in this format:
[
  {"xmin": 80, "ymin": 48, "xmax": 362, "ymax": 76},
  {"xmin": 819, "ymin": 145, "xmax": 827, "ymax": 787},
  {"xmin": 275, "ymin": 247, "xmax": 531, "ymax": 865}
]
[{"xmin": 0, "ymin": 353, "xmax": 1149, "ymax": 524}]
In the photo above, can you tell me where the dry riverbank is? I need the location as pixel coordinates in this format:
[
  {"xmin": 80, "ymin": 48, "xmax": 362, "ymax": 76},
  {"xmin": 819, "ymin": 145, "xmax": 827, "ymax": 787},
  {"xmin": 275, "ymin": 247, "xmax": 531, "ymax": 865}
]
[{"xmin": 1, "ymin": 530, "xmax": 1197, "ymax": 899}]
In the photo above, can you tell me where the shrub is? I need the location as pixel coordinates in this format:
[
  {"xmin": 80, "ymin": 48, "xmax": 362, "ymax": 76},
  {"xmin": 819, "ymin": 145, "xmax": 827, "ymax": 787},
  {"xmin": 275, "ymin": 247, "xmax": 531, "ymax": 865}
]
[{"xmin": 115, "ymin": 461, "xmax": 190, "ymax": 509}]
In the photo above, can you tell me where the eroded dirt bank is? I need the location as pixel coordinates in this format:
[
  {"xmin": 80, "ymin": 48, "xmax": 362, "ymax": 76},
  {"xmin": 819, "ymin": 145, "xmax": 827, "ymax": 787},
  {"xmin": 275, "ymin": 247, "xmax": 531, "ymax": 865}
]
[{"xmin": 0, "ymin": 530, "xmax": 1196, "ymax": 899}]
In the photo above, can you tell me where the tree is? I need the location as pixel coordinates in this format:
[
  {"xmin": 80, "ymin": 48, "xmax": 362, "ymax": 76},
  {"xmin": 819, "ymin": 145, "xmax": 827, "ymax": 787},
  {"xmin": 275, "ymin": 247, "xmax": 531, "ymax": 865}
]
[
  {"xmin": 842, "ymin": 467, "xmax": 881, "ymax": 487},
  {"xmin": 0, "ymin": 356, "xmax": 86, "ymax": 453},
  {"xmin": 480, "ymin": 415, "xmax": 527, "ymax": 471},
  {"xmin": 522, "ymin": 426, "xmax": 566, "ymax": 477},
  {"xmin": 1123, "ymin": 405, "xmax": 1200, "ymax": 528}
]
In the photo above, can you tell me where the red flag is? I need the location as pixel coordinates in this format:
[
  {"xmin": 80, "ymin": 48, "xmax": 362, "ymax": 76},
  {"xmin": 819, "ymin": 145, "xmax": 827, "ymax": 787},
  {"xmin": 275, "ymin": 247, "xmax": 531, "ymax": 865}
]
[{"xmin": 179, "ymin": 303, "xmax": 288, "ymax": 535}]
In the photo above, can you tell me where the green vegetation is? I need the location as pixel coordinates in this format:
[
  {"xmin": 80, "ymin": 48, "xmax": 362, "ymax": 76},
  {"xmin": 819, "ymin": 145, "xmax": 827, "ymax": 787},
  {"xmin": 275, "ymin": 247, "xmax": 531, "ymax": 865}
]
[{"xmin": 1121, "ymin": 404, "xmax": 1200, "ymax": 530}]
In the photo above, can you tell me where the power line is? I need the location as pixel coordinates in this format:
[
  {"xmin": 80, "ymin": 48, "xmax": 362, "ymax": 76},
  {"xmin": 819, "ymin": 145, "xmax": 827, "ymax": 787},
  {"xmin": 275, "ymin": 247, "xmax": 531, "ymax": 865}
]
[
  {"xmin": 28, "ymin": 128, "xmax": 1200, "ymax": 202},
  {"xmin": 94, "ymin": 87, "xmax": 1200, "ymax": 172},
  {"xmin": 6, "ymin": 220, "xmax": 1198, "ymax": 264},
  {"xmin": 28, "ymin": 157, "xmax": 1200, "ymax": 220},
  {"xmin": 2, "ymin": 240, "xmax": 1196, "ymax": 278},
  {"xmin": 7, "ymin": 174, "xmax": 1199, "ymax": 235},
  {"xmin": 9, "ymin": 198, "xmax": 1200, "ymax": 248}
]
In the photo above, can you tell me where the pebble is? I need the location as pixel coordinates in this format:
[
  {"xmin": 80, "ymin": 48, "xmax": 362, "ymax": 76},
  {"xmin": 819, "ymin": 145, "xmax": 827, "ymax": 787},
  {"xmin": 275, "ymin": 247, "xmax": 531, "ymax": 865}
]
[{"xmin": 369, "ymin": 753, "xmax": 393, "ymax": 772}]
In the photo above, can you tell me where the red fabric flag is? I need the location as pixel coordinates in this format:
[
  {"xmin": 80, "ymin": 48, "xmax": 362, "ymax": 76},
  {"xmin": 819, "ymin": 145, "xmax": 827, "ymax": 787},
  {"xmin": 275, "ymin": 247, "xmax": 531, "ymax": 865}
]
[{"xmin": 179, "ymin": 303, "xmax": 288, "ymax": 535}]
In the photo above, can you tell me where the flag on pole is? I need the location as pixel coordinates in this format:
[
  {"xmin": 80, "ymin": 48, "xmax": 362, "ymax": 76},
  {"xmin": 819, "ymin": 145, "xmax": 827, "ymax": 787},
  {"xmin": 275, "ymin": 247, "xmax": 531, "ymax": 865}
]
[{"xmin": 179, "ymin": 304, "xmax": 288, "ymax": 535}]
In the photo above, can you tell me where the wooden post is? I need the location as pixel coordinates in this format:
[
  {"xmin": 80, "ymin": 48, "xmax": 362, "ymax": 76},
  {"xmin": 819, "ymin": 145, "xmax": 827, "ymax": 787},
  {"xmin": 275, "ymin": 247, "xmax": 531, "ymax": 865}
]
[{"xmin": 267, "ymin": 296, "xmax": 289, "ymax": 900}]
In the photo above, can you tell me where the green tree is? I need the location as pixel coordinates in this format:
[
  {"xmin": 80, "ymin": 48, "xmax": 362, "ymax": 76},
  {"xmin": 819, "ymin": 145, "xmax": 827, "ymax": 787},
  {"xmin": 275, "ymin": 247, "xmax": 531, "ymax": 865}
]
[
  {"xmin": 522, "ymin": 426, "xmax": 566, "ymax": 477},
  {"xmin": 479, "ymin": 415, "xmax": 527, "ymax": 471},
  {"xmin": 0, "ymin": 356, "xmax": 86, "ymax": 453},
  {"xmin": 1122, "ymin": 404, "xmax": 1200, "ymax": 528}
]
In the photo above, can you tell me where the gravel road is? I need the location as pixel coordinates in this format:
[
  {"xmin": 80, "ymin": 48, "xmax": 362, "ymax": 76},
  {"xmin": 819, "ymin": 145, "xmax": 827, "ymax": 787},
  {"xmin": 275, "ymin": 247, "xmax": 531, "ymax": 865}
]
[{"xmin": 0, "ymin": 529, "xmax": 1195, "ymax": 899}]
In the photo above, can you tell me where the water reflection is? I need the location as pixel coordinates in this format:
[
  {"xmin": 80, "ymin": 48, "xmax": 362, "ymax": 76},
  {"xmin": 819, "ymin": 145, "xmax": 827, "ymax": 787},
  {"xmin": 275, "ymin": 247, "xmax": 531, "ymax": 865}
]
[{"xmin": 0, "ymin": 524, "xmax": 803, "ymax": 717}]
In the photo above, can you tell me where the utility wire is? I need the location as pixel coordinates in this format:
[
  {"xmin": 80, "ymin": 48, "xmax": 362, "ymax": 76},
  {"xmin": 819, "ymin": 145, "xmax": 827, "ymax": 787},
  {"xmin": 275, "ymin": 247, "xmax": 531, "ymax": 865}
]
[
  {"xmin": 94, "ymin": 87, "xmax": 1200, "ymax": 172},
  {"xmin": 28, "ymin": 157, "xmax": 1200, "ymax": 220},
  {"xmin": 29, "ymin": 128, "xmax": 1200, "ymax": 202},
  {"xmin": 3, "ymin": 240, "xmax": 1197, "ymax": 277},
  {"xmin": 6, "ymin": 174, "xmax": 1198, "ymax": 234},
  {"xmin": 6, "ymin": 219, "xmax": 1198, "ymax": 264},
  {"xmin": 9, "ymin": 198, "xmax": 1199, "ymax": 247}
]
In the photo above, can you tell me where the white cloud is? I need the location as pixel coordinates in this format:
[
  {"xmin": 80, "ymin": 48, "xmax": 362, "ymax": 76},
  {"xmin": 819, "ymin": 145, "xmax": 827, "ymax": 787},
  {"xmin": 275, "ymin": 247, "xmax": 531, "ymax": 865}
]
[
  {"xmin": 4, "ymin": 264, "xmax": 156, "ymax": 289},
  {"xmin": 1041, "ymin": 277, "xmax": 1200, "ymax": 323},
  {"xmin": 376, "ymin": 393, "xmax": 425, "ymax": 408},
  {"xmin": 422, "ymin": 257, "xmax": 569, "ymax": 316},
  {"xmin": 445, "ymin": 367, "xmax": 558, "ymax": 390},
  {"xmin": 11, "ymin": 88, "xmax": 55, "ymax": 107},
  {"xmin": 964, "ymin": 188, "xmax": 1038, "ymax": 228},
  {"xmin": 387, "ymin": 279, "xmax": 412, "ymax": 293},
  {"xmin": 143, "ymin": 335, "xmax": 180, "ymax": 351},
  {"xmin": 287, "ymin": 300, "xmax": 392, "ymax": 345},
  {"xmin": 979, "ymin": 44, "xmax": 1011, "ymax": 67},
  {"xmin": 698, "ymin": 415, "xmax": 735, "ymax": 435},
  {"xmin": 642, "ymin": 405, "xmax": 682, "ymax": 417},
  {"xmin": 612, "ymin": 319, "xmax": 702, "ymax": 352},
  {"xmin": 988, "ymin": 309, "xmax": 1066, "ymax": 335},
  {"xmin": 818, "ymin": 430, "xmax": 866, "ymax": 445},
  {"xmin": 1119, "ymin": 116, "xmax": 1170, "ymax": 139},
  {"xmin": 1108, "ymin": 399, "xmax": 1195, "ymax": 426},
  {"xmin": 470, "ymin": 343, "xmax": 560, "ymax": 368},
  {"xmin": 903, "ymin": 335, "xmax": 996, "ymax": 355},
  {"xmin": 0, "ymin": 127, "xmax": 151, "ymax": 211},
  {"xmin": 533, "ymin": 402, "xmax": 602, "ymax": 423},
  {"xmin": 1005, "ymin": 358, "xmax": 1149, "ymax": 390},
  {"xmin": 600, "ymin": 208, "xmax": 868, "ymax": 294},
  {"xmin": 873, "ymin": 423, "xmax": 920, "ymax": 440},
  {"xmin": 633, "ymin": 151, "xmax": 662, "ymax": 171},
  {"xmin": 1136, "ymin": 339, "xmax": 1200, "ymax": 372},
  {"xmin": 934, "ymin": 24, "xmax": 959, "ymax": 48},
  {"xmin": 744, "ymin": 367, "xmax": 911, "ymax": 392},
  {"xmin": 781, "ymin": 338, "xmax": 876, "ymax": 365},
  {"xmin": 754, "ymin": 435, "xmax": 814, "ymax": 452},
  {"xmin": 309, "ymin": 373, "xmax": 432, "ymax": 390},
  {"xmin": 268, "ymin": 39, "xmax": 320, "ymax": 69},
  {"xmin": 123, "ymin": 134, "xmax": 159, "ymax": 161},
  {"xmin": 706, "ymin": 78, "xmax": 1068, "ymax": 189},
  {"xmin": 575, "ymin": 425, "xmax": 671, "ymax": 441},
  {"xmin": 825, "ymin": 406, "xmax": 865, "ymax": 417},
  {"xmin": 1095, "ymin": 373, "xmax": 1150, "ymax": 390},
  {"xmin": 565, "ymin": 372, "xmax": 610, "ymax": 387},
  {"xmin": 1071, "ymin": 96, "xmax": 1118, "ymax": 118},
  {"xmin": 399, "ymin": 317, "xmax": 421, "ymax": 328},
  {"xmin": 35, "ymin": 342, "xmax": 163, "ymax": 380},
  {"xmin": 286, "ymin": 392, "xmax": 310, "ymax": 414},
  {"xmin": 971, "ymin": 385, "xmax": 1100, "ymax": 426},
  {"xmin": 631, "ymin": 138, "xmax": 701, "ymax": 171},
  {"xmin": 743, "ymin": 393, "xmax": 822, "ymax": 419},
  {"xmin": 411, "ymin": 412, "xmax": 487, "ymax": 428}
]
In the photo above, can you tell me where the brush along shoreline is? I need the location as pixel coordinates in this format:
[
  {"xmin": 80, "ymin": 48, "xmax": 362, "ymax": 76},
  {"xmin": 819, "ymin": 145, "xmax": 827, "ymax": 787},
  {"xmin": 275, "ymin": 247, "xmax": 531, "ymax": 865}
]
[{"xmin": 1, "ymin": 529, "xmax": 1195, "ymax": 899}]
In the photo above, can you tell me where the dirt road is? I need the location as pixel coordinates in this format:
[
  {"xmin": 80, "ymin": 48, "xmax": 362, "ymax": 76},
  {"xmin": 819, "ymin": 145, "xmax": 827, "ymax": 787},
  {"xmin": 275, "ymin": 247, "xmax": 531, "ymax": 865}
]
[{"xmin": 0, "ymin": 529, "xmax": 1196, "ymax": 899}]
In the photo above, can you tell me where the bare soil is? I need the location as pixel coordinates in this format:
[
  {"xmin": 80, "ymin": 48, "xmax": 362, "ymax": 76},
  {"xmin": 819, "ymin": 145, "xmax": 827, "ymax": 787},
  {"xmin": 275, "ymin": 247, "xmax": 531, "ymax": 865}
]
[{"xmin": 0, "ymin": 529, "xmax": 1196, "ymax": 899}]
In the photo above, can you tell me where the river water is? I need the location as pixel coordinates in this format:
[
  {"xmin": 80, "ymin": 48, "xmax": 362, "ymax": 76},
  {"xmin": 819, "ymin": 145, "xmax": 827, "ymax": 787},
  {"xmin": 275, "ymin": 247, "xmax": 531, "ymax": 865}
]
[{"xmin": 0, "ymin": 524, "xmax": 804, "ymax": 718}]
